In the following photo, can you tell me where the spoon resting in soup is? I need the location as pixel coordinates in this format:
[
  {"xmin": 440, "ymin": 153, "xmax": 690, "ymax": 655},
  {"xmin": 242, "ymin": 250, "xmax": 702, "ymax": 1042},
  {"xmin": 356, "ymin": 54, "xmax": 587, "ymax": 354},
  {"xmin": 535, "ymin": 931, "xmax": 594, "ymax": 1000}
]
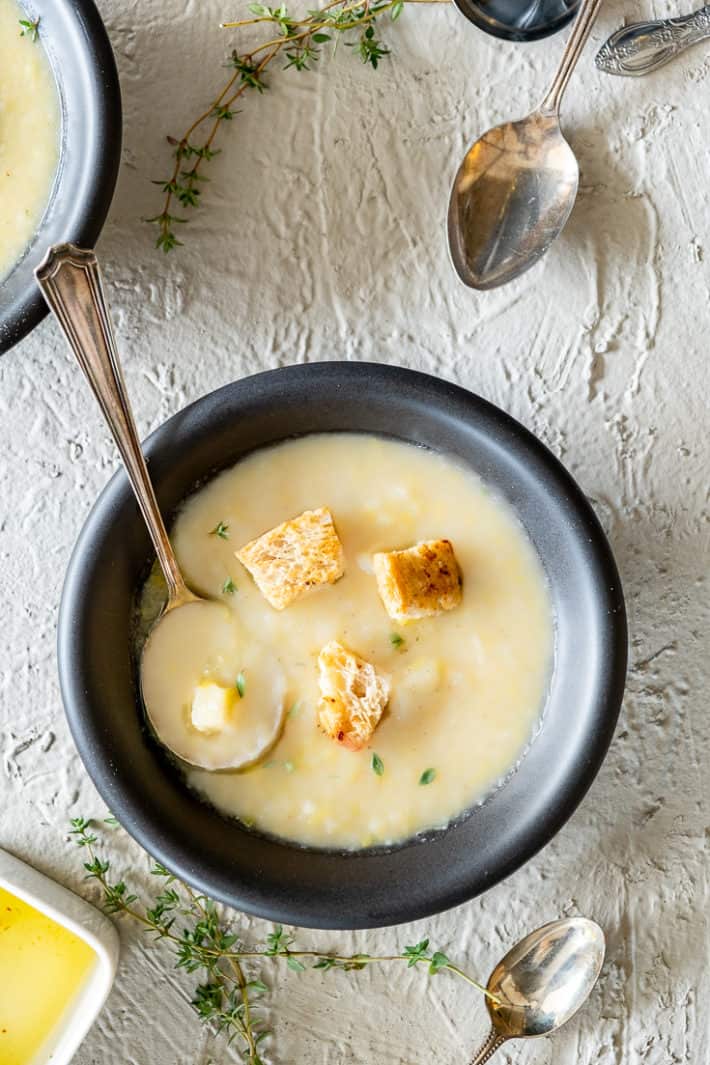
[{"xmin": 35, "ymin": 244, "xmax": 287, "ymax": 772}]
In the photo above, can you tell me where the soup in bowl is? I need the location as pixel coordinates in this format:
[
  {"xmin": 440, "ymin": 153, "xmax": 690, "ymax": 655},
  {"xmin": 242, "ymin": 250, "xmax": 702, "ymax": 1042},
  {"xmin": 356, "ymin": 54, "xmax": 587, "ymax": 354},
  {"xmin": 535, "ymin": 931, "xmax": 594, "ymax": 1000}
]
[
  {"xmin": 0, "ymin": 0, "xmax": 60, "ymax": 284},
  {"xmin": 138, "ymin": 433, "xmax": 553, "ymax": 849},
  {"xmin": 58, "ymin": 363, "xmax": 626, "ymax": 929}
]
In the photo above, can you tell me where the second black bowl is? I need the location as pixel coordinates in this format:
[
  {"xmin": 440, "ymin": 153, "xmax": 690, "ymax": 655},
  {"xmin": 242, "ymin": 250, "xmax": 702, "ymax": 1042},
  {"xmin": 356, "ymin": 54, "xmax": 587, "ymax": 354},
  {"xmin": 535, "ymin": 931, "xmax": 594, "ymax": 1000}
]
[
  {"xmin": 454, "ymin": 0, "xmax": 579, "ymax": 42},
  {"xmin": 58, "ymin": 363, "xmax": 626, "ymax": 929},
  {"xmin": 0, "ymin": 0, "xmax": 121, "ymax": 355}
]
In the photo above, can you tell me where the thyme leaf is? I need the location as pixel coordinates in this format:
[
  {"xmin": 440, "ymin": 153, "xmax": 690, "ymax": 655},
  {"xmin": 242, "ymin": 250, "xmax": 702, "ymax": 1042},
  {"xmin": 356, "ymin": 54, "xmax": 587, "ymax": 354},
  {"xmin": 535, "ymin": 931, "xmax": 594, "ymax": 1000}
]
[
  {"xmin": 19, "ymin": 16, "xmax": 40, "ymax": 41},
  {"xmin": 211, "ymin": 520, "xmax": 230, "ymax": 539}
]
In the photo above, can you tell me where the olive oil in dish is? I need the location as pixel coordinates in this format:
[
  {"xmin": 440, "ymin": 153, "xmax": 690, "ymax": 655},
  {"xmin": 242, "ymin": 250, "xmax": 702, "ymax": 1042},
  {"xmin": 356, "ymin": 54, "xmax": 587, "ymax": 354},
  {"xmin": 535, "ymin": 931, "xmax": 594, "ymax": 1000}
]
[
  {"xmin": 138, "ymin": 433, "xmax": 553, "ymax": 850},
  {"xmin": 0, "ymin": 0, "xmax": 60, "ymax": 281},
  {"xmin": 0, "ymin": 887, "xmax": 96, "ymax": 1065}
]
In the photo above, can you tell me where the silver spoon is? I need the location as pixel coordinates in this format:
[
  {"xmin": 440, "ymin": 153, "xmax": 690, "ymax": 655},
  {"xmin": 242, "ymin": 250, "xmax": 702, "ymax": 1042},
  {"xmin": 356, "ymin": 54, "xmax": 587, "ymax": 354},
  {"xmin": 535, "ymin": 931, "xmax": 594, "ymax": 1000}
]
[
  {"xmin": 448, "ymin": 0, "xmax": 604, "ymax": 290},
  {"xmin": 469, "ymin": 917, "xmax": 605, "ymax": 1064},
  {"xmin": 36, "ymin": 244, "xmax": 284, "ymax": 771},
  {"xmin": 596, "ymin": 6, "xmax": 710, "ymax": 77}
]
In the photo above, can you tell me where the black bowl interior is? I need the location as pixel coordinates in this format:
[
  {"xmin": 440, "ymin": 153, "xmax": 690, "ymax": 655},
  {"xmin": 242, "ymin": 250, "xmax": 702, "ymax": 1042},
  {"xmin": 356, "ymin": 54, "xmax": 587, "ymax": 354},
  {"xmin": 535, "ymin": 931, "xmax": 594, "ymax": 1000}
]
[
  {"xmin": 453, "ymin": 0, "xmax": 579, "ymax": 42},
  {"xmin": 59, "ymin": 363, "xmax": 626, "ymax": 929},
  {"xmin": 0, "ymin": 0, "xmax": 121, "ymax": 355}
]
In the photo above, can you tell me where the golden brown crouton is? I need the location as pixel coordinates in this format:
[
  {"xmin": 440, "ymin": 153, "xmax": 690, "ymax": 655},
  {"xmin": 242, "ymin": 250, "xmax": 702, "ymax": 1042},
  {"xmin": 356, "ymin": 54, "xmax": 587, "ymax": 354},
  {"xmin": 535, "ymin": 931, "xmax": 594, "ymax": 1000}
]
[
  {"xmin": 236, "ymin": 507, "xmax": 344, "ymax": 610},
  {"xmin": 317, "ymin": 640, "xmax": 390, "ymax": 751},
  {"xmin": 373, "ymin": 539, "xmax": 462, "ymax": 623}
]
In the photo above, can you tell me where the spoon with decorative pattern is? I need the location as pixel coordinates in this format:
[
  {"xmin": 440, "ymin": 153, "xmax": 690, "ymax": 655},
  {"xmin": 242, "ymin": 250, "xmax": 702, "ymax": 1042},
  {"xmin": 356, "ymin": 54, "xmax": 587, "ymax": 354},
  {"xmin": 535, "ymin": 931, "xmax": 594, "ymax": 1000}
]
[{"xmin": 596, "ymin": 6, "xmax": 710, "ymax": 77}]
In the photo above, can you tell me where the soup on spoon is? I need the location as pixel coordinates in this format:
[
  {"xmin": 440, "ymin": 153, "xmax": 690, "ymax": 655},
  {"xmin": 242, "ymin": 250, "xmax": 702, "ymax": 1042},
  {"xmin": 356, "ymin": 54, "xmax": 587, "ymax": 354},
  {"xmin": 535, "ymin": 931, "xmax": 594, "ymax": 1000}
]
[{"xmin": 141, "ymin": 603, "xmax": 286, "ymax": 770}]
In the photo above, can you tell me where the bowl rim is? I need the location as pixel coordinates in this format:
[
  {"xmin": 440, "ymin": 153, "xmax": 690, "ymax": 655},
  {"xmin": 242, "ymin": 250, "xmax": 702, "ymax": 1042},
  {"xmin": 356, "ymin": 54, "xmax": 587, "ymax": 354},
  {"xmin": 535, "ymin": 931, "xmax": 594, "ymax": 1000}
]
[
  {"xmin": 57, "ymin": 362, "xmax": 627, "ymax": 928},
  {"xmin": 0, "ymin": 0, "xmax": 122, "ymax": 355}
]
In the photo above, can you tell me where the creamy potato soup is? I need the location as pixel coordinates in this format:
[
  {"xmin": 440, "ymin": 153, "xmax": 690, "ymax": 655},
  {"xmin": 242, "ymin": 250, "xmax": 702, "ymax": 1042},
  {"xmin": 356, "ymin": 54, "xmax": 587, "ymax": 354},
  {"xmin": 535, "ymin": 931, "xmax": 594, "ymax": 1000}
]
[
  {"xmin": 138, "ymin": 434, "xmax": 553, "ymax": 850},
  {"xmin": 0, "ymin": 0, "xmax": 59, "ymax": 280}
]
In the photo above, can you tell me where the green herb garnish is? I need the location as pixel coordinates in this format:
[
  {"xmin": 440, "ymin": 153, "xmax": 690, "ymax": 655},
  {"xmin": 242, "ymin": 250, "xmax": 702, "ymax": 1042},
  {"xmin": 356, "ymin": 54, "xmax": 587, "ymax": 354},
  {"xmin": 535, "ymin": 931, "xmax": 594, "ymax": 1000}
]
[
  {"xmin": 147, "ymin": 0, "xmax": 448, "ymax": 253},
  {"xmin": 19, "ymin": 16, "xmax": 40, "ymax": 41},
  {"xmin": 67, "ymin": 817, "xmax": 492, "ymax": 1061},
  {"xmin": 236, "ymin": 672, "xmax": 246, "ymax": 697},
  {"xmin": 211, "ymin": 521, "xmax": 230, "ymax": 539},
  {"xmin": 403, "ymin": 938, "xmax": 430, "ymax": 966},
  {"xmin": 284, "ymin": 760, "xmax": 295, "ymax": 773},
  {"xmin": 350, "ymin": 22, "xmax": 389, "ymax": 68},
  {"xmin": 222, "ymin": 577, "xmax": 237, "ymax": 594},
  {"xmin": 429, "ymin": 950, "xmax": 450, "ymax": 973},
  {"xmin": 287, "ymin": 701, "xmax": 301, "ymax": 718},
  {"xmin": 389, "ymin": 632, "xmax": 405, "ymax": 650},
  {"xmin": 419, "ymin": 767, "xmax": 436, "ymax": 786},
  {"xmin": 371, "ymin": 752, "xmax": 384, "ymax": 776}
]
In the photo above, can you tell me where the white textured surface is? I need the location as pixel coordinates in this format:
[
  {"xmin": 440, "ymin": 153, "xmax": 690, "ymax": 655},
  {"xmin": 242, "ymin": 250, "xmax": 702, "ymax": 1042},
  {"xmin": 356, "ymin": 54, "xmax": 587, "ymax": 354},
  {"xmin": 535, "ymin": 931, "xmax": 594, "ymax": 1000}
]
[{"xmin": 1, "ymin": 1, "xmax": 709, "ymax": 1062}]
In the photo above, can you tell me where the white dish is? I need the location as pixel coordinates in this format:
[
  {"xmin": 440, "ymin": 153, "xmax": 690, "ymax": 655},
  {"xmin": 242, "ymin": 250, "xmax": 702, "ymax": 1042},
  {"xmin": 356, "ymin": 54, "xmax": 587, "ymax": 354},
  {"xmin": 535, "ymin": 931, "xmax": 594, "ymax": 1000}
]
[{"xmin": 0, "ymin": 846, "xmax": 119, "ymax": 1065}]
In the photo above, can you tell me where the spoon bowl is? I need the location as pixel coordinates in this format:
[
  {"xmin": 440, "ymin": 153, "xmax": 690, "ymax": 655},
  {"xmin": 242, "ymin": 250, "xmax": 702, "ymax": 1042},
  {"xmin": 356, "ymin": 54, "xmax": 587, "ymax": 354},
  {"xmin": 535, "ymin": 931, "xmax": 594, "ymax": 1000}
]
[
  {"xmin": 470, "ymin": 917, "xmax": 605, "ymax": 1063},
  {"xmin": 448, "ymin": 113, "xmax": 578, "ymax": 290},
  {"xmin": 141, "ymin": 599, "xmax": 287, "ymax": 771},
  {"xmin": 488, "ymin": 917, "xmax": 605, "ymax": 1037}
]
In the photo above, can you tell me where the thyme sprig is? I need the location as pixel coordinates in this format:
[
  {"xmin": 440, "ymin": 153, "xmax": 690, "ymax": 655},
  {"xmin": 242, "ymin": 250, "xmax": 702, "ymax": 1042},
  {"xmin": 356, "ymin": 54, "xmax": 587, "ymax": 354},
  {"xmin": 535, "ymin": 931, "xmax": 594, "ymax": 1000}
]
[
  {"xmin": 69, "ymin": 816, "xmax": 492, "ymax": 1063},
  {"xmin": 18, "ymin": 16, "xmax": 40, "ymax": 41},
  {"xmin": 148, "ymin": 0, "xmax": 448, "ymax": 251}
]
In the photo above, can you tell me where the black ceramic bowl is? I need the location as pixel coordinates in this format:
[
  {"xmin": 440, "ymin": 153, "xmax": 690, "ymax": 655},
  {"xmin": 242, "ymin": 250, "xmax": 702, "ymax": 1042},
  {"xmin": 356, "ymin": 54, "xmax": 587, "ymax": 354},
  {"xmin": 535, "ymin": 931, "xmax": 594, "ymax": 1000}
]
[
  {"xmin": 0, "ymin": 0, "xmax": 121, "ymax": 355},
  {"xmin": 59, "ymin": 363, "xmax": 626, "ymax": 929},
  {"xmin": 453, "ymin": 0, "xmax": 579, "ymax": 42}
]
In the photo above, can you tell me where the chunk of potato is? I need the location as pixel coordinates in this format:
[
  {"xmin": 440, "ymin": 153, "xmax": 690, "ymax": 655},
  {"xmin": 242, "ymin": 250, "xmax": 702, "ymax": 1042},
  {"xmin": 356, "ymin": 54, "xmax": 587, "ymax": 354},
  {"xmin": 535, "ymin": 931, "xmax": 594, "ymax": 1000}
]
[{"xmin": 191, "ymin": 681, "xmax": 236, "ymax": 734}]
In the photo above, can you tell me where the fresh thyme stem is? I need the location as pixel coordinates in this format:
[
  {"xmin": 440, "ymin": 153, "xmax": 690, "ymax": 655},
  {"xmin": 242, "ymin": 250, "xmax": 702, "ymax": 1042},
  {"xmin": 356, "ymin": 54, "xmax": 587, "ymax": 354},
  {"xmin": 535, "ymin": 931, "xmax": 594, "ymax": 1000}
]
[
  {"xmin": 147, "ymin": 47, "xmax": 278, "ymax": 252},
  {"xmin": 69, "ymin": 817, "xmax": 494, "ymax": 1062},
  {"xmin": 237, "ymin": 949, "xmax": 492, "ymax": 997},
  {"xmin": 185, "ymin": 883, "xmax": 260, "ymax": 1057},
  {"xmin": 148, "ymin": 0, "xmax": 450, "ymax": 251}
]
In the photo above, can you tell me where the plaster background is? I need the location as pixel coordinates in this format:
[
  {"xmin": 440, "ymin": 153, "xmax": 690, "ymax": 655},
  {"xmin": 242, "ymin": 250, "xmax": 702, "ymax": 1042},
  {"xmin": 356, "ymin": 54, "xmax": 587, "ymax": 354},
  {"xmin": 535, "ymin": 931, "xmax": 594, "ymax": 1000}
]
[{"xmin": 0, "ymin": 0, "xmax": 708, "ymax": 1062}]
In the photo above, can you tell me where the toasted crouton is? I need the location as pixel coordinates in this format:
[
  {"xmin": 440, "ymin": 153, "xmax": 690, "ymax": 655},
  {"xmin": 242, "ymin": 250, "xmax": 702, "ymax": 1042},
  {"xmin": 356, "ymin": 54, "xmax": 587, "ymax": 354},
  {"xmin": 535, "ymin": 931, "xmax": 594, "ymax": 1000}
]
[
  {"xmin": 236, "ymin": 507, "xmax": 344, "ymax": 610},
  {"xmin": 373, "ymin": 539, "xmax": 462, "ymax": 622},
  {"xmin": 317, "ymin": 640, "xmax": 390, "ymax": 751}
]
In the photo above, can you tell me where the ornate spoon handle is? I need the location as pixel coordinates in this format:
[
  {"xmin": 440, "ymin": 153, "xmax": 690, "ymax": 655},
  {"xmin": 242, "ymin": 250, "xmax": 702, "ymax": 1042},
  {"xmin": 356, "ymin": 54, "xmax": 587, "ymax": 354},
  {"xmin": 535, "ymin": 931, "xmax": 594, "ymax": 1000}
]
[
  {"xmin": 35, "ymin": 243, "xmax": 192, "ymax": 608},
  {"xmin": 468, "ymin": 1029, "xmax": 507, "ymax": 1065},
  {"xmin": 596, "ymin": 5, "xmax": 710, "ymax": 76}
]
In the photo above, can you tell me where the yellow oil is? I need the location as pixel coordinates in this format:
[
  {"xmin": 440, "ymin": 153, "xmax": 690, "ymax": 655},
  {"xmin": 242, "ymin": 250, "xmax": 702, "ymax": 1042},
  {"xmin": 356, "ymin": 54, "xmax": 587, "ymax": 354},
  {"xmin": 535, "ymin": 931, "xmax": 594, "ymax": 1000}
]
[{"xmin": 0, "ymin": 886, "xmax": 96, "ymax": 1065}]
